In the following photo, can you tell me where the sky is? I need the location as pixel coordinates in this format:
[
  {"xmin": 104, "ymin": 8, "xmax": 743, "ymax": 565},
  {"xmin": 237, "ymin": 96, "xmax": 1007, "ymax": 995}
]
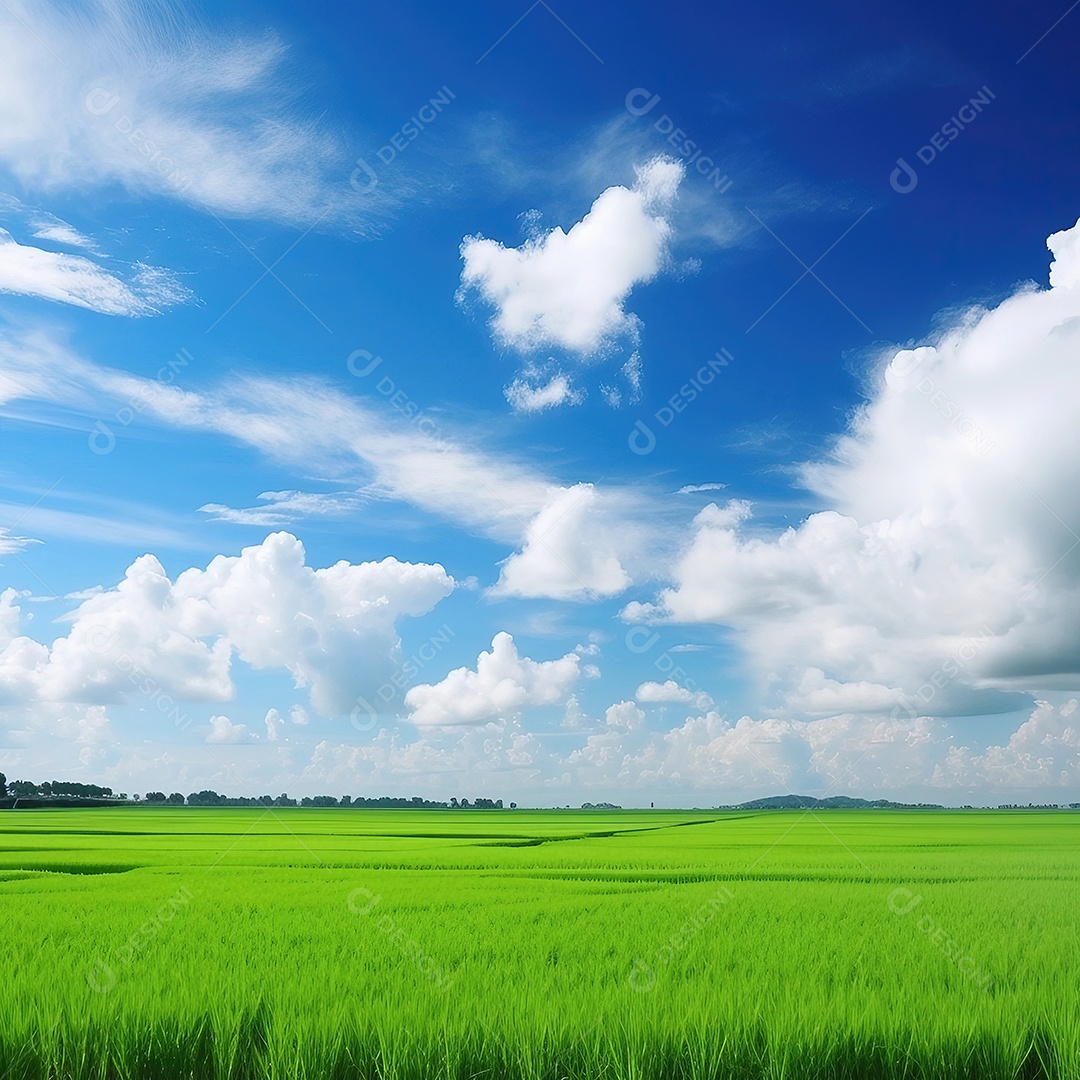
[{"xmin": 1, "ymin": 0, "xmax": 1079, "ymax": 807}]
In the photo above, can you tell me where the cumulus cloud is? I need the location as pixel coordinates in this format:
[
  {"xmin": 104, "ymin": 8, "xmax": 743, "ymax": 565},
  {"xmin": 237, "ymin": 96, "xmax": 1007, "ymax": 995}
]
[
  {"xmin": 0, "ymin": 227, "xmax": 191, "ymax": 315},
  {"xmin": 404, "ymin": 632, "xmax": 580, "ymax": 726},
  {"xmin": 206, "ymin": 714, "xmax": 248, "ymax": 744},
  {"xmin": 0, "ymin": 0, "xmax": 400, "ymax": 230},
  {"xmin": 556, "ymin": 699, "xmax": 1080, "ymax": 800},
  {"xmin": 491, "ymin": 483, "xmax": 637, "ymax": 601},
  {"xmin": 636, "ymin": 679, "xmax": 714, "ymax": 711},
  {"xmin": 943, "ymin": 698, "xmax": 1080, "ymax": 789},
  {"xmin": 0, "ymin": 532, "xmax": 454, "ymax": 717},
  {"xmin": 627, "ymin": 216, "xmax": 1080, "ymax": 718},
  {"xmin": 459, "ymin": 156, "xmax": 683, "ymax": 356},
  {"xmin": 264, "ymin": 708, "xmax": 285, "ymax": 742}
]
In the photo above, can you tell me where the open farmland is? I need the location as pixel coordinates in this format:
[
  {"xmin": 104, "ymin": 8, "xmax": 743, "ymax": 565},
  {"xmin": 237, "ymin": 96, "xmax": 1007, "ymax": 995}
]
[{"xmin": 1, "ymin": 807, "xmax": 1077, "ymax": 1079}]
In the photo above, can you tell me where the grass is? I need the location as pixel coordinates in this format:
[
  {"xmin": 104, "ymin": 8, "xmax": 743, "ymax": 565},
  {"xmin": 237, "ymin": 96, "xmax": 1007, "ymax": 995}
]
[{"xmin": 0, "ymin": 807, "xmax": 1076, "ymax": 1078}]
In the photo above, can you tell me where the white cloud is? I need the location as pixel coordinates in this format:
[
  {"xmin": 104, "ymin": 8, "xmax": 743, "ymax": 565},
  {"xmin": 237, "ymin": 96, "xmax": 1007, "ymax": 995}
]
[
  {"xmin": 0, "ymin": 0, "xmax": 399, "ymax": 230},
  {"xmin": 0, "ymin": 531, "xmax": 36, "ymax": 557},
  {"xmin": 0, "ymin": 589, "xmax": 25, "ymax": 648},
  {"xmin": 0, "ymin": 194, "xmax": 100, "ymax": 252},
  {"xmin": 559, "ymin": 700, "xmax": 1080, "ymax": 800},
  {"xmin": 29, "ymin": 697, "xmax": 1073, "ymax": 803},
  {"xmin": 198, "ymin": 490, "xmax": 368, "ymax": 526},
  {"xmin": 627, "ymin": 216, "xmax": 1080, "ymax": 717},
  {"xmin": 0, "ymin": 227, "xmax": 191, "ymax": 315},
  {"xmin": 297, "ymin": 717, "xmax": 555, "ymax": 795},
  {"xmin": 264, "ymin": 708, "xmax": 285, "ymax": 742},
  {"xmin": 491, "ymin": 483, "xmax": 636, "ymax": 601},
  {"xmin": 0, "ymin": 532, "xmax": 454, "ymax": 717},
  {"xmin": 29, "ymin": 216, "xmax": 98, "ymax": 252},
  {"xmin": 0, "ymin": 328, "xmax": 676, "ymax": 604},
  {"xmin": 207, "ymin": 714, "xmax": 248, "ymax": 744},
  {"xmin": 504, "ymin": 368, "xmax": 584, "ymax": 412},
  {"xmin": 677, "ymin": 483, "xmax": 727, "ymax": 494},
  {"xmin": 459, "ymin": 156, "xmax": 683, "ymax": 356},
  {"xmin": 404, "ymin": 632, "xmax": 580, "ymax": 726},
  {"xmin": 636, "ymin": 679, "xmax": 714, "ymax": 711},
  {"xmin": 936, "ymin": 699, "xmax": 1080, "ymax": 790},
  {"xmin": 604, "ymin": 700, "xmax": 645, "ymax": 731},
  {"xmin": 0, "ymin": 330, "xmax": 553, "ymax": 543}
]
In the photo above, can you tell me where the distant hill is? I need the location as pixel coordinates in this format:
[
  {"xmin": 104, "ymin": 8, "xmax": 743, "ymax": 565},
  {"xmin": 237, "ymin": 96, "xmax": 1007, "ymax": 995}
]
[{"xmin": 729, "ymin": 794, "xmax": 947, "ymax": 810}]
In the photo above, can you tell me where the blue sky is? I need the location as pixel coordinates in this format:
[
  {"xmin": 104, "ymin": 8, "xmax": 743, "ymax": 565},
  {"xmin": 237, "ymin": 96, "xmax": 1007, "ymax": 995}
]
[{"xmin": 1, "ymin": 0, "xmax": 1079, "ymax": 805}]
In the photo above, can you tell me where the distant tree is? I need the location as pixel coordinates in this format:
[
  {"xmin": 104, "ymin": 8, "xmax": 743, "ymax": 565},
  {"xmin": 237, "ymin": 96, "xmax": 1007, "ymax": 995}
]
[
  {"xmin": 258, "ymin": 795, "xmax": 273, "ymax": 806},
  {"xmin": 10, "ymin": 780, "xmax": 36, "ymax": 796},
  {"xmin": 166, "ymin": 792, "xmax": 185, "ymax": 804},
  {"xmin": 341, "ymin": 795, "xmax": 352, "ymax": 806},
  {"xmin": 496, "ymin": 799, "xmax": 503, "ymax": 809},
  {"xmin": 509, "ymin": 802, "xmax": 517, "ymax": 809},
  {"xmin": 273, "ymin": 793, "xmax": 296, "ymax": 806},
  {"xmin": 145, "ymin": 792, "xmax": 167, "ymax": 803},
  {"xmin": 188, "ymin": 790, "xmax": 223, "ymax": 806},
  {"xmin": 459, "ymin": 798, "xmax": 470, "ymax": 808},
  {"xmin": 0, "ymin": 772, "xmax": 5, "ymax": 796},
  {"xmin": 450, "ymin": 797, "xmax": 458, "ymax": 808}
]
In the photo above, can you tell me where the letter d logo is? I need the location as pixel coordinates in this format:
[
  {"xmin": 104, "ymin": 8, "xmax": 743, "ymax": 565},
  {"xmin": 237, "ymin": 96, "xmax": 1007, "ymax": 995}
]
[
  {"xmin": 628, "ymin": 958, "xmax": 657, "ymax": 993},
  {"xmin": 628, "ymin": 420, "xmax": 656, "ymax": 456},
  {"xmin": 889, "ymin": 157, "xmax": 918, "ymax": 194},
  {"xmin": 887, "ymin": 887, "xmax": 923, "ymax": 916}
]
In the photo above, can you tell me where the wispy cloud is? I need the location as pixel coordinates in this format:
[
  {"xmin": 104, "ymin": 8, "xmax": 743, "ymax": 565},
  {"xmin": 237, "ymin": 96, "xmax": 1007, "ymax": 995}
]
[
  {"xmin": 0, "ymin": 0, "xmax": 405, "ymax": 231},
  {"xmin": 198, "ymin": 490, "xmax": 369, "ymax": 526},
  {"xmin": 0, "ymin": 227, "xmax": 191, "ymax": 315},
  {"xmin": 0, "ymin": 527, "xmax": 37, "ymax": 556},
  {"xmin": 0, "ymin": 327, "xmax": 670, "ymax": 601}
]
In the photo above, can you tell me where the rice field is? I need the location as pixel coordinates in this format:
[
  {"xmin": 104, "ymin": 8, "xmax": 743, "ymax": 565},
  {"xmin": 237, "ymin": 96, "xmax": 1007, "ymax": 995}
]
[{"xmin": 0, "ymin": 807, "xmax": 1076, "ymax": 1079}]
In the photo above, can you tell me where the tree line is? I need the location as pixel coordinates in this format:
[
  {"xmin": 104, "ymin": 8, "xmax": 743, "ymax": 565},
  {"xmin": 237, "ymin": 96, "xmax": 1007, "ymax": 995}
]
[
  {"xmin": 0, "ymin": 774, "xmax": 515, "ymax": 809},
  {"xmin": 156, "ymin": 792, "xmax": 514, "ymax": 808},
  {"xmin": 1, "ymin": 775, "xmax": 116, "ymax": 798}
]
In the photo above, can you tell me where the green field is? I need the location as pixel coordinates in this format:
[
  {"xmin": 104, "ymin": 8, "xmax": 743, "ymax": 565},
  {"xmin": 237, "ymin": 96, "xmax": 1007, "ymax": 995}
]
[{"xmin": 1, "ymin": 807, "xmax": 1076, "ymax": 1079}]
